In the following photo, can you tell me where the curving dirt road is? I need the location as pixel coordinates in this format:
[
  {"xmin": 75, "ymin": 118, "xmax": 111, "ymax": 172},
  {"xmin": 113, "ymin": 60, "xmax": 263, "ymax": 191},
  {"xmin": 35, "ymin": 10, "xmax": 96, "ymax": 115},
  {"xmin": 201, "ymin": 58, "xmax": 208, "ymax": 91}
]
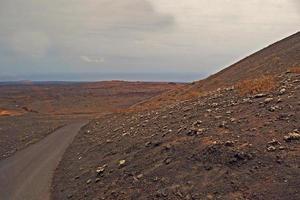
[{"xmin": 0, "ymin": 121, "xmax": 87, "ymax": 200}]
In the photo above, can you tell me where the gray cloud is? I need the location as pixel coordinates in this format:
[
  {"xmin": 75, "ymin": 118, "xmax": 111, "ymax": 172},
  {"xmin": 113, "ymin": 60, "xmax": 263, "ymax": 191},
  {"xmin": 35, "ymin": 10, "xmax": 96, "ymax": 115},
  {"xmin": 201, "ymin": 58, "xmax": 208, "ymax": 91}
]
[
  {"xmin": 0, "ymin": 0, "xmax": 299, "ymax": 81},
  {"xmin": 0, "ymin": 0, "xmax": 174, "ymax": 60},
  {"xmin": 9, "ymin": 31, "xmax": 51, "ymax": 58},
  {"xmin": 293, "ymin": 0, "xmax": 300, "ymax": 11}
]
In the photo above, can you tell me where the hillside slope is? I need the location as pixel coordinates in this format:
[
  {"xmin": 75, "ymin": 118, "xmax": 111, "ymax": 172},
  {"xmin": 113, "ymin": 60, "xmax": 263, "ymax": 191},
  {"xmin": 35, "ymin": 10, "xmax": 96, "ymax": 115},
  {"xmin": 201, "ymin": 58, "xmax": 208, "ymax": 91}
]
[
  {"xmin": 132, "ymin": 32, "xmax": 300, "ymax": 110},
  {"xmin": 52, "ymin": 33, "xmax": 300, "ymax": 200},
  {"xmin": 195, "ymin": 31, "xmax": 300, "ymax": 91}
]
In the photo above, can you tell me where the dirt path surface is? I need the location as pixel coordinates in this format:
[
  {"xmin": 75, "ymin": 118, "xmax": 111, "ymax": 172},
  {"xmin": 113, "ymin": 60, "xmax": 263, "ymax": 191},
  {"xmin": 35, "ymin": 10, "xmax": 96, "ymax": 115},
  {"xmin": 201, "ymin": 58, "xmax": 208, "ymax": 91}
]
[{"xmin": 0, "ymin": 121, "xmax": 87, "ymax": 200}]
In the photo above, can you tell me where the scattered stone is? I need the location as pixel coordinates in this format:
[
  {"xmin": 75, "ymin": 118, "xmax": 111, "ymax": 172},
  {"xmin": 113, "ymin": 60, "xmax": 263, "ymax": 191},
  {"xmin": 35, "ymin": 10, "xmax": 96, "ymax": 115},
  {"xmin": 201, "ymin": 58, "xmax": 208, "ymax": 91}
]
[
  {"xmin": 137, "ymin": 174, "xmax": 143, "ymax": 179},
  {"xmin": 187, "ymin": 128, "xmax": 206, "ymax": 136},
  {"xmin": 243, "ymin": 98, "xmax": 251, "ymax": 102},
  {"xmin": 164, "ymin": 158, "xmax": 172, "ymax": 165},
  {"xmin": 164, "ymin": 144, "xmax": 172, "ymax": 150},
  {"xmin": 156, "ymin": 189, "xmax": 168, "ymax": 197},
  {"xmin": 183, "ymin": 107, "xmax": 192, "ymax": 112},
  {"xmin": 224, "ymin": 141, "xmax": 235, "ymax": 147},
  {"xmin": 96, "ymin": 164, "xmax": 107, "ymax": 176},
  {"xmin": 122, "ymin": 132, "xmax": 129, "ymax": 136},
  {"xmin": 230, "ymin": 118, "xmax": 236, "ymax": 122},
  {"xmin": 86, "ymin": 179, "xmax": 92, "ymax": 184},
  {"xmin": 254, "ymin": 93, "xmax": 267, "ymax": 98},
  {"xmin": 118, "ymin": 160, "xmax": 126, "ymax": 168},
  {"xmin": 145, "ymin": 141, "xmax": 152, "ymax": 147},
  {"xmin": 219, "ymin": 121, "xmax": 228, "ymax": 128},
  {"xmin": 192, "ymin": 120, "xmax": 202, "ymax": 126},
  {"xmin": 215, "ymin": 116, "xmax": 222, "ymax": 119},
  {"xmin": 153, "ymin": 177, "xmax": 160, "ymax": 182},
  {"xmin": 284, "ymin": 131, "xmax": 300, "ymax": 142},
  {"xmin": 269, "ymin": 106, "xmax": 278, "ymax": 112},
  {"xmin": 267, "ymin": 146, "xmax": 276, "ymax": 152},
  {"xmin": 95, "ymin": 178, "xmax": 101, "ymax": 183},
  {"xmin": 279, "ymin": 146, "xmax": 286, "ymax": 150},
  {"xmin": 278, "ymin": 113, "xmax": 291, "ymax": 120},
  {"xmin": 211, "ymin": 103, "xmax": 219, "ymax": 107},
  {"xmin": 268, "ymin": 139, "xmax": 281, "ymax": 146},
  {"xmin": 106, "ymin": 139, "xmax": 113, "ymax": 143},
  {"xmin": 229, "ymin": 152, "xmax": 253, "ymax": 164},
  {"xmin": 264, "ymin": 98, "xmax": 274, "ymax": 104},
  {"xmin": 279, "ymin": 88, "xmax": 286, "ymax": 95},
  {"xmin": 113, "ymin": 128, "xmax": 121, "ymax": 132}
]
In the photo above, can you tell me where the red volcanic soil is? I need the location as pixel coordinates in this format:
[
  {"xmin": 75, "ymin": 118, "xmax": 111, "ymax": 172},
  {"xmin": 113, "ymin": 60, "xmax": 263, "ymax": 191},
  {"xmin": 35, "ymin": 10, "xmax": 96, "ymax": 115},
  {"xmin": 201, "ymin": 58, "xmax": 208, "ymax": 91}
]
[
  {"xmin": 0, "ymin": 81, "xmax": 183, "ymax": 116},
  {"xmin": 0, "ymin": 81, "xmax": 182, "ymax": 160},
  {"xmin": 52, "ymin": 32, "xmax": 300, "ymax": 199}
]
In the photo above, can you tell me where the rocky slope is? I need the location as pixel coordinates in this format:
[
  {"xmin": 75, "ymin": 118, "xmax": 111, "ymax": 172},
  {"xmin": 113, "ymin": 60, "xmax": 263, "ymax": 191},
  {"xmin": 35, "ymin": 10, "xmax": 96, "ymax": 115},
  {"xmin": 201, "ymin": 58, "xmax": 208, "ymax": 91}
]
[
  {"xmin": 53, "ymin": 71, "xmax": 300, "ymax": 200},
  {"xmin": 52, "ymin": 33, "xmax": 300, "ymax": 200}
]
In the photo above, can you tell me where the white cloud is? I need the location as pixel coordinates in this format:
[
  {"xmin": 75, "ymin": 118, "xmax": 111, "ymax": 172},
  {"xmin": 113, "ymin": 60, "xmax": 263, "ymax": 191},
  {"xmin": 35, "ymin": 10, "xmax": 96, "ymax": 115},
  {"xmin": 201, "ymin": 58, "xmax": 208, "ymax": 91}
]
[{"xmin": 80, "ymin": 56, "xmax": 105, "ymax": 64}]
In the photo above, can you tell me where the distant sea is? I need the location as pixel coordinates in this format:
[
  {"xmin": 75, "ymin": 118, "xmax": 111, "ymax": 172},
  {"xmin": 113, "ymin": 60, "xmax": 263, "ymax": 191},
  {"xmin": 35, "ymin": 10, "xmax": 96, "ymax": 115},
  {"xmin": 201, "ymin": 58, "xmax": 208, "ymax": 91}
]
[{"xmin": 0, "ymin": 72, "xmax": 207, "ymax": 83}]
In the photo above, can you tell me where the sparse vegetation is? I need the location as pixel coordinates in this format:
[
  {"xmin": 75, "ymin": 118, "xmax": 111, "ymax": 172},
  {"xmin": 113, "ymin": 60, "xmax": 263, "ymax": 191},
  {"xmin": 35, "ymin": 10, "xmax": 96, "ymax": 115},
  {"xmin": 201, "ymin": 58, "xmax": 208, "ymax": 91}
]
[
  {"xmin": 236, "ymin": 75, "xmax": 277, "ymax": 95},
  {"xmin": 181, "ymin": 90, "xmax": 202, "ymax": 99},
  {"xmin": 128, "ymin": 85, "xmax": 202, "ymax": 112}
]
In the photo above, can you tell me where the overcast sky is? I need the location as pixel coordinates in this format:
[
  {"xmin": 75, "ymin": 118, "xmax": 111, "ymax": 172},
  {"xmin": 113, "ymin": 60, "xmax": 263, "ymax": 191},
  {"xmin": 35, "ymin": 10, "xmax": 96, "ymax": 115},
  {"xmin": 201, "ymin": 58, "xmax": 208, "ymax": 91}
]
[{"xmin": 0, "ymin": 0, "xmax": 299, "ymax": 81}]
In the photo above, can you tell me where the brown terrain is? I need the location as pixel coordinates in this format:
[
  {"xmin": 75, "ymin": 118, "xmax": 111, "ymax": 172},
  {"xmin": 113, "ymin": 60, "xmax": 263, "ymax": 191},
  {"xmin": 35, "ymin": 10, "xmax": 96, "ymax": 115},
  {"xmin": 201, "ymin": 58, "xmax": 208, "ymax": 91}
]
[
  {"xmin": 52, "ymin": 32, "xmax": 300, "ymax": 200},
  {"xmin": 0, "ymin": 81, "xmax": 181, "ymax": 160}
]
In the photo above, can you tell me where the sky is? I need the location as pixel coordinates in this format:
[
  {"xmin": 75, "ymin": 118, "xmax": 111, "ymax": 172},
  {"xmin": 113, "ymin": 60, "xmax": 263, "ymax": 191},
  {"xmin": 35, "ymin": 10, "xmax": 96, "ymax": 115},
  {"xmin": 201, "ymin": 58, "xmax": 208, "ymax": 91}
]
[{"xmin": 0, "ymin": 0, "xmax": 299, "ymax": 82}]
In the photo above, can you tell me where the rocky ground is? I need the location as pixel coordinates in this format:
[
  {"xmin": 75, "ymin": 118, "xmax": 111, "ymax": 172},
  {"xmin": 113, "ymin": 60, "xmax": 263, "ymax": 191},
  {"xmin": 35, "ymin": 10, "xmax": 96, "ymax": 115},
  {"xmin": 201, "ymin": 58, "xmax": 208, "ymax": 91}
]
[
  {"xmin": 53, "ymin": 71, "xmax": 300, "ymax": 200},
  {"xmin": 0, "ymin": 113, "xmax": 70, "ymax": 160}
]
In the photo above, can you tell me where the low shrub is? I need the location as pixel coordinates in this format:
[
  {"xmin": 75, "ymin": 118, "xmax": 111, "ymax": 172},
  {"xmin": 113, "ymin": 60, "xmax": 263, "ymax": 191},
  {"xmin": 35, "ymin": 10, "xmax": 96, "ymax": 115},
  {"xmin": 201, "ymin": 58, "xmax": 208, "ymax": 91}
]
[{"xmin": 236, "ymin": 75, "xmax": 277, "ymax": 95}]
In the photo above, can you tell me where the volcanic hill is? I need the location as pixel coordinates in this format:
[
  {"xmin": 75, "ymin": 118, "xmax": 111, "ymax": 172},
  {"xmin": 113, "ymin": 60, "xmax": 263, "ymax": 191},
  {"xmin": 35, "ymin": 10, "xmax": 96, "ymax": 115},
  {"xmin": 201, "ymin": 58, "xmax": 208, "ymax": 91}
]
[
  {"xmin": 134, "ymin": 32, "xmax": 300, "ymax": 110},
  {"xmin": 52, "ymin": 32, "xmax": 300, "ymax": 200}
]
